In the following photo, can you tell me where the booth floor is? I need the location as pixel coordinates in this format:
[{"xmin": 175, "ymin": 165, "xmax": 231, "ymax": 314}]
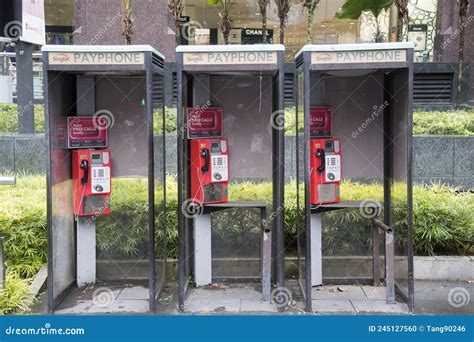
[
  {"xmin": 311, "ymin": 285, "xmax": 408, "ymax": 315},
  {"xmin": 54, "ymin": 285, "xmax": 150, "ymax": 315},
  {"xmin": 39, "ymin": 282, "xmax": 409, "ymax": 315}
]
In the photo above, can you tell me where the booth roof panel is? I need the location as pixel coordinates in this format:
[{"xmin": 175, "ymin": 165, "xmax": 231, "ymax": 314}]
[
  {"xmin": 41, "ymin": 44, "xmax": 165, "ymax": 60},
  {"xmin": 295, "ymin": 42, "xmax": 414, "ymax": 59},
  {"xmin": 176, "ymin": 44, "xmax": 285, "ymax": 53}
]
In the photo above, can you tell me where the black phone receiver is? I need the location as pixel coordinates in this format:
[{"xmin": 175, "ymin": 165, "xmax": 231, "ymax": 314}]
[
  {"xmin": 201, "ymin": 148, "xmax": 210, "ymax": 173},
  {"xmin": 80, "ymin": 159, "xmax": 89, "ymax": 185},
  {"xmin": 316, "ymin": 148, "xmax": 325, "ymax": 174}
]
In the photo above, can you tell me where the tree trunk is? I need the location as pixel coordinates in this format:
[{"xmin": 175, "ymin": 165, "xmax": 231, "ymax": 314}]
[
  {"xmin": 279, "ymin": 15, "xmax": 285, "ymax": 44},
  {"xmin": 175, "ymin": 22, "xmax": 181, "ymax": 46},
  {"xmin": 223, "ymin": 33, "xmax": 229, "ymax": 45},
  {"xmin": 456, "ymin": 0, "xmax": 469, "ymax": 109},
  {"xmin": 262, "ymin": 8, "xmax": 267, "ymax": 43},
  {"xmin": 307, "ymin": 11, "xmax": 314, "ymax": 43}
]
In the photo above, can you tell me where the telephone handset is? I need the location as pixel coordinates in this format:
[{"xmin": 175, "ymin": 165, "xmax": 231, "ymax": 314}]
[
  {"xmin": 80, "ymin": 160, "xmax": 89, "ymax": 185},
  {"xmin": 316, "ymin": 148, "xmax": 325, "ymax": 174},
  {"xmin": 201, "ymin": 148, "xmax": 210, "ymax": 173}
]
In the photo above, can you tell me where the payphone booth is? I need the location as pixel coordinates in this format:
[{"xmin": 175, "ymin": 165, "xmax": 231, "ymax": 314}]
[
  {"xmin": 42, "ymin": 45, "xmax": 167, "ymax": 314},
  {"xmin": 176, "ymin": 45, "xmax": 286, "ymax": 312},
  {"xmin": 294, "ymin": 43, "xmax": 415, "ymax": 313}
]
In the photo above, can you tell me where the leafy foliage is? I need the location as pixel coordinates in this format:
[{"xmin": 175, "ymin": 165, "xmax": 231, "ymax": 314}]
[
  {"xmin": 0, "ymin": 103, "xmax": 44, "ymax": 133},
  {"xmin": 336, "ymin": 0, "xmax": 393, "ymax": 19},
  {"xmin": 1, "ymin": 104, "xmax": 473, "ymax": 136},
  {"xmin": 413, "ymin": 109, "xmax": 474, "ymax": 136},
  {"xmin": 0, "ymin": 271, "xmax": 32, "ymax": 315}
]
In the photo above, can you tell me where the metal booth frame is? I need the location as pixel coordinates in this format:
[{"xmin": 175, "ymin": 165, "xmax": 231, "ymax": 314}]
[
  {"xmin": 175, "ymin": 45, "xmax": 286, "ymax": 311},
  {"xmin": 42, "ymin": 45, "xmax": 167, "ymax": 313},
  {"xmin": 294, "ymin": 43, "xmax": 415, "ymax": 313}
]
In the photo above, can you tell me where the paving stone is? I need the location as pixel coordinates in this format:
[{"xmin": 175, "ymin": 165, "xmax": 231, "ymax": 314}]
[
  {"xmin": 361, "ymin": 286, "xmax": 387, "ymax": 301},
  {"xmin": 312, "ymin": 285, "xmax": 367, "ymax": 300},
  {"xmin": 351, "ymin": 299, "xmax": 408, "ymax": 314},
  {"xmin": 312, "ymin": 299, "xmax": 355, "ymax": 314},
  {"xmin": 117, "ymin": 286, "xmax": 149, "ymax": 300},
  {"xmin": 240, "ymin": 300, "xmax": 278, "ymax": 313}
]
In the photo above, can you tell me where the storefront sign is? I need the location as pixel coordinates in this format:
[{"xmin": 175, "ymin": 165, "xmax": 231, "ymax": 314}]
[
  {"xmin": 183, "ymin": 51, "xmax": 277, "ymax": 65},
  {"xmin": 67, "ymin": 117, "xmax": 108, "ymax": 148},
  {"xmin": 310, "ymin": 107, "xmax": 332, "ymax": 138},
  {"xmin": 48, "ymin": 51, "xmax": 145, "ymax": 65},
  {"xmin": 408, "ymin": 24, "xmax": 427, "ymax": 52},
  {"xmin": 187, "ymin": 108, "xmax": 222, "ymax": 139},
  {"xmin": 311, "ymin": 49, "xmax": 406, "ymax": 64}
]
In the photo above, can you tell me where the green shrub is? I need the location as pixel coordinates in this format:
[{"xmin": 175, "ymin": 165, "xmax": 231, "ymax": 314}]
[
  {"xmin": 413, "ymin": 109, "xmax": 473, "ymax": 135},
  {"xmin": 0, "ymin": 175, "xmax": 472, "ymax": 281},
  {"xmin": 0, "ymin": 103, "xmax": 44, "ymax": 133},
  {"xmin": 1, "ymin": 103, "xmax": 473, "ymax": 136},
  {"xmin": 0, "ymin": 175, "xmax": 47, "ymax": 278},
  {"xmin": 0, "ymin": 271, "xmax": 32, "ymax": 315}
]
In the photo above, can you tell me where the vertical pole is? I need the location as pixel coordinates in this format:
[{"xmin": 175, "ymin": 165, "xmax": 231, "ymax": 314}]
[
  {"xmin": 176, "ymin": 54, "xmax": 186, "ymax": 312},
  {"xmin": 0, "ymin": 235, "xmax": 5, "ymax": 290},
  {"xmin": 372, "ymin": 223, "xmax": 380, "ymax": 287},
  {"xmin": 193, "ymin": 214, "xmax": 212, "ymax": 286},
  {"xmin": 310, "ymin": 213, "xmax": 323, "ymax": 286},
  {"xmin": 261, "ymin": 207, "xmax": 271, "ymax": 302},
  {"xmin": 385, "ymin": 229, "xmax": 396, "ymax": 304},
  {"xmin": 146, "ymin": 55, "xmax": 156, "ymax": 312},
  {"xmin": 16, "ymin": 41, "xmax": 35, "ymax": 134}
]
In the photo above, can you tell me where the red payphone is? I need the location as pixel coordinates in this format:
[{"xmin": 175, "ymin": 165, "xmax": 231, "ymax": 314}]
[
  {"xmin": 190, "ymin": 138, "xmax": 229, "ymax": 204},
  {"xmin": 310, "ymin": 138, "xmax": 341, "ymax": 205},
  {"xmin": 72, "ymin": 149, "xmax": 112, "ymax": 216}
]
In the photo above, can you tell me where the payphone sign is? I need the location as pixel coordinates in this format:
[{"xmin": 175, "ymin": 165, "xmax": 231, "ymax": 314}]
[
  {"xmin": 67, "ymin": 117, "xmax": 108, "ymax": 149},
  {"xmin": 187, "ymin": 108, "xmax": 223, "ymax": 139},
  {"xmin": 310, "ymin": 107, "xmax": 332, "ymax": 138}
]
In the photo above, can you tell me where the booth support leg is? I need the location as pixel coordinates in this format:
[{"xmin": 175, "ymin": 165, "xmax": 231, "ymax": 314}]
[
  {"xmin": 310, "ymin": 213, "xmax": 323, "ymax": 286},
  {"xmin": 385, "ymin": 230, "xmax": 396, "ymax": 304},
  {"xmin": 261, "ymin": 207, "xmax": 271, "ymax": 301},
  {"xmin": 372, "ymin": 224, "xmax": 381, "ymax": 287},
  {"xmin": 194, "ymin": 214, "xmax": 212, "ymax": 286},
  {"xmin": 76, "ymin": 217, "xmax": 96, "ymax": 287}
]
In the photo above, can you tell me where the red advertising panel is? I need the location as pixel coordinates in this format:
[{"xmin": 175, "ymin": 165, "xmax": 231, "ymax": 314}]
[
  {"xmin": 67, "ymin": 117, "xmax": 108, "ymax": 149},
  {"xmin": 187, "ymin": 107, "xmax": 222, "ymax": 139},
  {"xmin": 310, "ymin": 107, "xmax": 332, "ymax": 138}
]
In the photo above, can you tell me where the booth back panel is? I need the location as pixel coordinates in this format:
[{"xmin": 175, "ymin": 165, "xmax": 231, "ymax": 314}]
[
  {"xmin": 206, "ymin": 75, "xmax": 273, "ymax": 278},
  {"xmin": 94, "ymin": 76, "xmax": 150, "ymax": 280},
  {"xmin": 210, "ymin": 75, "xmax": 273, "ymax": 181},
  {"xmin": 96, "ymin": 76, "xmax": 148, "ymax": 178},
  {"xmin": 48, "ymin": 72, "xmax": 76, "ymax": 299},
  {"xmin": 310, "ymin": 73, "xmax": 385, "ymax": 180}
]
